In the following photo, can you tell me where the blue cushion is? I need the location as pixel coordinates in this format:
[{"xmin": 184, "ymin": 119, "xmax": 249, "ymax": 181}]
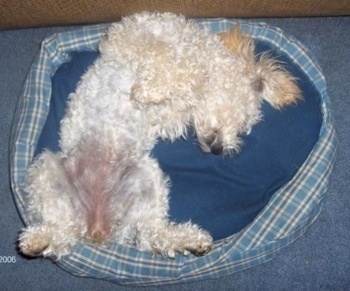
[{"xmin": 35, "ymin": 40, "xmax": 322, "ymax": 241}]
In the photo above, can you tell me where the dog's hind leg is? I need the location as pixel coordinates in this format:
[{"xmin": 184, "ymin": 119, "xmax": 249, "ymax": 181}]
[
  {"xmin": 19, "ymin": 225, "xmax": 52, "ymax": 257},
  {"xmin": 131, "ymin": 156, "xmax": 213, "ymax": 258},
  {"xmin": 19, "ymin": 151, "xmax": 79, "ymax": 259},
  {"xmin": 19, "ymin": 223, "xmax": 78, "ymax": 259},
  {"xmin": 137, "ymin": 221, "xmax": 213, "ymax": 258}
]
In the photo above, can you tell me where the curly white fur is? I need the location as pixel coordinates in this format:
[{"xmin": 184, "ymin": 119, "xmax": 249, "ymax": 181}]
[{"xmin": 19, "ymin": 12, "xmax": 300, "ymax": 259}]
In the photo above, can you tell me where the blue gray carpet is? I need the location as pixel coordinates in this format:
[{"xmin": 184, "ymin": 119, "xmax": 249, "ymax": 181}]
[{"xmin": 0, "ymin": 17, "xmax": 349, "ymax": 290}]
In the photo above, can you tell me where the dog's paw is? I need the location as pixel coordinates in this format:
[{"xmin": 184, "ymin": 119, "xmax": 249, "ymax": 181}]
[
  {"xmin": 183, "ymin": 240, "xmax": 213, "ymax": 257},
  {"xmin": 161, "ymin": 239, "xmax": 212, "ymax": 259},
  {"xmin": 140, "ymin": 222, "xmax": 213, "ymax": 258},
  {"xmin": 159, "ymin": 228, "xmax": 213, "ymax": 259},
  {"xmin": 19, "ymin": 227, "xmax": 51, "ymax": 257},
  {"xmin": 179, "ymin": 232, "xmax": 213, "ymax": 257}
]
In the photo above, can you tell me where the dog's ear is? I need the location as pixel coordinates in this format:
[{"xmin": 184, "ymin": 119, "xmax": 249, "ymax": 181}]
[
  {"xmin": 219, "ymin": 26, "xmax": 255, "ymax": 60},
  {"xmin": 220, "ymin": 27, "xmax": 301, "ymax": 109},
  {"xmin": 252, "ymin": 55, "xmax": 302, "ymax": 109}
]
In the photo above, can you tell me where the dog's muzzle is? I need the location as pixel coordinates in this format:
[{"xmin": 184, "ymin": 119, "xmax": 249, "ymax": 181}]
[
  {"xmin": 209, "ymin": 142, "xmax": 223, "ymax": 155},
  {"xmin": 203, "ymin": 134, "xmax": 224, "ymax": 155}
]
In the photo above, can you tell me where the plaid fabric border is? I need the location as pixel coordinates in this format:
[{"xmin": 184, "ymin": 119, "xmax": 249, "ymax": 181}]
[
  {"xmin": 10, "ymin": 24, "xmax": 108, "ymax": 222},
  {"xmin": 10, "ymin": 19, "xmax": 337, "ymax": 286}
]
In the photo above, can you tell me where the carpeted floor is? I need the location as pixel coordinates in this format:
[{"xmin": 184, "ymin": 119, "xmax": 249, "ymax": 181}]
[{"xmin": 0, "ymin": 17, "xmax": 349, "ymax": 290}]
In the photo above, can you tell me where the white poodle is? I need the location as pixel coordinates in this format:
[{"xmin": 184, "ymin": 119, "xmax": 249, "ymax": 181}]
[{"xmin": 18, "ymin": 12, "xmax": 300, "ymax": 259}]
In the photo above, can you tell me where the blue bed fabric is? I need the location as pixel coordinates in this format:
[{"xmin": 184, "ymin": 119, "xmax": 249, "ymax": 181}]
[{"xmin": 34, "ymin": 41, "xmax": 322, "ymax": 241}]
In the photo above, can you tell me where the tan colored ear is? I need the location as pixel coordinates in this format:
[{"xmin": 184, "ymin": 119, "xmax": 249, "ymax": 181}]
[
  {"xmin": 254, "ymin": 55, "xmax": 302, "ymax": 109},
  {"xmin": 219, "ymin": 26, "xmax": 255, "ymax": 60}
]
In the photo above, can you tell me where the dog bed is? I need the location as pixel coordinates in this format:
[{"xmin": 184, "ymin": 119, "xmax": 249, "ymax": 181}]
[{"xmin": 10, "ymin": 19, "xmax": 337, "ymax": 286}]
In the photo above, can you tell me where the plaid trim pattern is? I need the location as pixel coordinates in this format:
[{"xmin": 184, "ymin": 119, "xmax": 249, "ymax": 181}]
[{"xmin": 10, "ymin": 19, "xmax": 337, "ymax": 286}]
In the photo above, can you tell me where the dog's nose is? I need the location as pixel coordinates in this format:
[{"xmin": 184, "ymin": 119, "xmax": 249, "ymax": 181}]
[{"xmin": 210, "ymin": 144, "xmax": 223, "ymax": 155}]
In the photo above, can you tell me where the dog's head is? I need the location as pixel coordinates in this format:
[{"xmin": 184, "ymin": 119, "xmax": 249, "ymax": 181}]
[{"xmin": 193, "ymin": 27, "xmax": 301, "ymax": 155}]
